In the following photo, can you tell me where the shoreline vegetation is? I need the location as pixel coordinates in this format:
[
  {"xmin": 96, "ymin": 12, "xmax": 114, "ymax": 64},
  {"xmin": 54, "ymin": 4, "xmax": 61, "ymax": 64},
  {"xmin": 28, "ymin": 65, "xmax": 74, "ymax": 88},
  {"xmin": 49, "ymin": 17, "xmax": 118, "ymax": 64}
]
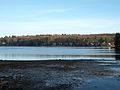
[{"xmin": 0, "ymin": 33, "xmax": 115, "ymax": 47}]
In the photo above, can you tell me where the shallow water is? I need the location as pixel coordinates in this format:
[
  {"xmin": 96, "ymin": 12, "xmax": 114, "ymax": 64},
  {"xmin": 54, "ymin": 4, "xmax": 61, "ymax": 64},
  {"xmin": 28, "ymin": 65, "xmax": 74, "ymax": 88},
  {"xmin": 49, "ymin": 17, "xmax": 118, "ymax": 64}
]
[
  {"xmin": 0, "ymin": 46, "xmax": 120, "ymax": 60},
  {"xmin": 111, "ymin": 67, "xmax": 120, "ymax": 72},
  {"xmin": 75, "ymin": 77, "xmax": 120, "ymax": 90}
]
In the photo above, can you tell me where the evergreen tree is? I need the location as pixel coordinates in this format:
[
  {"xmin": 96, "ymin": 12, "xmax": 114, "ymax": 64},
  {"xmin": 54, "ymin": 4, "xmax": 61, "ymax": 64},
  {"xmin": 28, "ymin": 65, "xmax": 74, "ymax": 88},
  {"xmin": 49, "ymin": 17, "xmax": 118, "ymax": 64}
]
[{"xmin": 115, "ymin": 33, "xmax": 120, "ymax": 50}]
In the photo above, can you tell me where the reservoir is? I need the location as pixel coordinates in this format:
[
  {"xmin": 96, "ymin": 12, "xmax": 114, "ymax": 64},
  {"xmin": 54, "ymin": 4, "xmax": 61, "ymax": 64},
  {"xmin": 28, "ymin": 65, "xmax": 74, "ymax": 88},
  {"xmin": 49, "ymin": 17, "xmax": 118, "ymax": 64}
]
[{"xmin": 0, "ymin": 46, "xmax": 119, "ymax": 60}]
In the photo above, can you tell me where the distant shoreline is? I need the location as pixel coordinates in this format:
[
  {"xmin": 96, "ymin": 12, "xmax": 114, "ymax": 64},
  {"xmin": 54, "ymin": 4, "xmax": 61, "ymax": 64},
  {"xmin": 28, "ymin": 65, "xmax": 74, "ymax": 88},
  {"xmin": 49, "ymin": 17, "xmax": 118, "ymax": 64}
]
[
  {"xmin": 0, "ymin": 34, "xmax": 114, "ymax": 47},
  {"xmin": 0, "ymin": 45, "xmax": 114, "ymax": 48}
]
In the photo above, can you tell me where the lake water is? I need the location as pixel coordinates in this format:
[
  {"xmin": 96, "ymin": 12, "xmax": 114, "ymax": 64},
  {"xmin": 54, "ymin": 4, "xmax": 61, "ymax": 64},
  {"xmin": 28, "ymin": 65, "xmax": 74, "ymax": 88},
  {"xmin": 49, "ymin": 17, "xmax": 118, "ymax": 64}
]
[{"xmin": 0, "ymin": 47, "xmax": 120, "ymax": 60}]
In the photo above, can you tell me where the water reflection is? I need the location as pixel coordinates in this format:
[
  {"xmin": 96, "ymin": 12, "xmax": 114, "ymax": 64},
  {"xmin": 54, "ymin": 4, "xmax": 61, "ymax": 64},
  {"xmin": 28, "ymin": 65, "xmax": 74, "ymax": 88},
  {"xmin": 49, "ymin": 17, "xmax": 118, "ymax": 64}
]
[
  {"xmin": 0, "ymin": 47, "xmax": 119, "ymax": 60},
  {"xmin": 0, "ymin": 54, "xmax": 116, "ymax": 60},
  {"xmin": 115, "ymin": 50, "xmax": 120, "ymax": 60},
  {"xmin": 46, "ymin": 84, "xmax": 73, "ymax": 90}
]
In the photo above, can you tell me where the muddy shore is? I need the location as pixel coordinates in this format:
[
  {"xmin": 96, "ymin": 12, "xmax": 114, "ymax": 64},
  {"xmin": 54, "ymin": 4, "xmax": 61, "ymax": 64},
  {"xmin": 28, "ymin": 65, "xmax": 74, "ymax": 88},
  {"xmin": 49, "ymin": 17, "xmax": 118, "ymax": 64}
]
[{"xmin": 0, "ymin": 59, "xmax": 120, "ymax": 90}]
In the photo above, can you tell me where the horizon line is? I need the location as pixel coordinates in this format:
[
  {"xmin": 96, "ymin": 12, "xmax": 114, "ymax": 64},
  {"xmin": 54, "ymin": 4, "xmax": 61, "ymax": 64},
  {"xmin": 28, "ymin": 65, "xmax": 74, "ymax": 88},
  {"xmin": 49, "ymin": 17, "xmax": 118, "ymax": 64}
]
[{"xmin": 0, "ymin": 33, "xmax": 116, "ymax": 38}]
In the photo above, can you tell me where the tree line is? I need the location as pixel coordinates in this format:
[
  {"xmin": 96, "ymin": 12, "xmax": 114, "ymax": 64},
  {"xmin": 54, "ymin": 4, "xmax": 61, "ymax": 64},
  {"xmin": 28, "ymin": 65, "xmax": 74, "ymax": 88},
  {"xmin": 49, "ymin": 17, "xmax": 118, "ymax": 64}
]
[{"xmin": 0, "ymin": 34, "xmax": 115, "ymax": 47}]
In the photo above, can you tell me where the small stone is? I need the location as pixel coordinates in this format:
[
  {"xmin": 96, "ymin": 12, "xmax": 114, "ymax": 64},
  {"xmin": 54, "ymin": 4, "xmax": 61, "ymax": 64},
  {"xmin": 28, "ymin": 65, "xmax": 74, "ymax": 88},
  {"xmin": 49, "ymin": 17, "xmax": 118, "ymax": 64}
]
[
  {"xmin": 13, "ymin": 75, "xmax": 17, "ymax": 80},
  {"xmin": 45, "ymin": 83, "xmax": 50, "ymax": 86},
  {"xmin": 94, "ymin": 86, "xmax": 98, "ymax": 88},
  {"xmin": 0, "ymin": 81, "xmax": 8, "ymax": 85}
]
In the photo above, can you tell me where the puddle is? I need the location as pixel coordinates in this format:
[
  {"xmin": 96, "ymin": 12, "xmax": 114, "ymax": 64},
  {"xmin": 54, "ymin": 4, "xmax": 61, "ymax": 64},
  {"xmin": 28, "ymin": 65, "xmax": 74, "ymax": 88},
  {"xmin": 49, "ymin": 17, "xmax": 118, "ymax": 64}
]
[
  {"xmin": 99, "ymin": 64, "xmax": 113, "ymax": 66},
  {"xmin": 97, "ymin": 60, "xmax": 117, "ymax": 63},
  {"xmin": 111, "ymin": 67, "xmax": 120, "ymax": 72},
  {"xmin": 75, "ymin": 77, "xmax": 120, "ymax": 90}
]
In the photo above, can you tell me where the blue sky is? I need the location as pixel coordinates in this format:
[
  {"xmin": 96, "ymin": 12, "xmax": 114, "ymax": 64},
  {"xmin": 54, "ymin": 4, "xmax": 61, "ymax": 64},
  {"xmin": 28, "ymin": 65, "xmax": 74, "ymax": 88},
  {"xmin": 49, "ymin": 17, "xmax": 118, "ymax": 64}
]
[{"xmin": 0, "ymin": 0, "xmax": 120, "ymax": 36}]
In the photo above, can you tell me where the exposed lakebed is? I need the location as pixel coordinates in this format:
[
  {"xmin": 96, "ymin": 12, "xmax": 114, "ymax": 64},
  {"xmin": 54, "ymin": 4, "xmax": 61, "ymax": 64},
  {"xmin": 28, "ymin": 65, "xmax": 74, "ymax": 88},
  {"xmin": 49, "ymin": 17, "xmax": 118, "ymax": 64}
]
[{"xmin": 0, "ymin": 59, "xmax": 120, "ymax": 90}]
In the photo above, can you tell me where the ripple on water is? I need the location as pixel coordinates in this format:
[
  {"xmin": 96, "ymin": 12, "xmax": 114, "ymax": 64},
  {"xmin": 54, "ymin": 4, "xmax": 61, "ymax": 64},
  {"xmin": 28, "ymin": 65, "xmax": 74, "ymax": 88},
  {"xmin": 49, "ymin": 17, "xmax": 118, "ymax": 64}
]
[{"xmin": 111, "ymin": 67, "xmax": 120, "ymax": 72}]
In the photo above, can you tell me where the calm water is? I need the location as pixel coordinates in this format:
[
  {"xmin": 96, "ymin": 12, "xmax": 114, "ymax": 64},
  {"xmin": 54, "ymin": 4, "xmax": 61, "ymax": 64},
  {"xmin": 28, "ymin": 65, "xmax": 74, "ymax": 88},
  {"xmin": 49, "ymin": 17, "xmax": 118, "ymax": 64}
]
[{"xmin": 0, "ymin": 46, "xmax": 120, "ymax": 60}]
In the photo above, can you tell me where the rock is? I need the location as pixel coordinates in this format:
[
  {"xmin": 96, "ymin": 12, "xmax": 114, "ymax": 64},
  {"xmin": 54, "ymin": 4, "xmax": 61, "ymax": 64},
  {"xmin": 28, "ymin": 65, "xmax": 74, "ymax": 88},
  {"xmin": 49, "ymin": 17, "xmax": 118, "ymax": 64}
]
[
  {"xmin": 118, "ymin": 75, "xmax": 120, "ymax": 77},
  {"xmin": 94, "ymin": 86, "xmax": 98, "ymax": 88},
  {"xmin": 0, "ymin": 81, "xmax": 8, "ymax": 85},
  {"xmin": 81, "ymin": 70, "xmax": 84, "ymax": 73},
  {"xmin": 20, "ymin": 74, "xmax": 24, "ymax": 78},
  {"xmin": 100, "ymin": 73, "xmax": 104, "ymax": 76},
  {"xmin": 45, "ymin": 83, "xmax": 50, "ymax": 86},
  {"xmin": 72, "ymin": 77, "xmax": 82, "ymax": 81},
  {"xmin": 13, "ymin": 75, "xmax": 17, "ymax": 80}
]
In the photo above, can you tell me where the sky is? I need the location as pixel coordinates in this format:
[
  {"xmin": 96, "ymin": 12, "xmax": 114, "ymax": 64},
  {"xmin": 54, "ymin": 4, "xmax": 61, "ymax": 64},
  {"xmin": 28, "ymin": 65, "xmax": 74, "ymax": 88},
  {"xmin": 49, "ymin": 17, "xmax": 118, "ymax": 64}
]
[{"xmin": 0, "ymin": 0, "xmax": 120, "ymax": 36}]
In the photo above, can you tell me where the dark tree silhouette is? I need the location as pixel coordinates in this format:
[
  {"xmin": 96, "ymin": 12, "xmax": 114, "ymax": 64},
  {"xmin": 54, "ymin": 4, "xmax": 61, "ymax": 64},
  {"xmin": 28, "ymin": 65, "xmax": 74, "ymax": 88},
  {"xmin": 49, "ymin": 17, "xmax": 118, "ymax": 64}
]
[{"xmin": 115, "ymin": 33, "xmax": 120, "ymax": 50}]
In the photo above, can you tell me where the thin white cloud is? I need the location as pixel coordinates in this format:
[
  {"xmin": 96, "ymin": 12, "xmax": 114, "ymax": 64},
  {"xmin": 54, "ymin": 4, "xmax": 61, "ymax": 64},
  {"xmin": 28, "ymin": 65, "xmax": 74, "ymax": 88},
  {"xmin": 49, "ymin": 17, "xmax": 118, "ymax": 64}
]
[
  {"xmin": 12, "ymin": 8, "xmax": 72, "ymax": 18},
  {"xmin": 0, "ymin": 18, "xmax": 120, "ymax": 36},
  {"xmin": 0, "ymin": 8, "xmax": 72, "ymax": 19},
  {"xmin": 12, "ymin": 19, "xmax": 120, "ymax": 29}
]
